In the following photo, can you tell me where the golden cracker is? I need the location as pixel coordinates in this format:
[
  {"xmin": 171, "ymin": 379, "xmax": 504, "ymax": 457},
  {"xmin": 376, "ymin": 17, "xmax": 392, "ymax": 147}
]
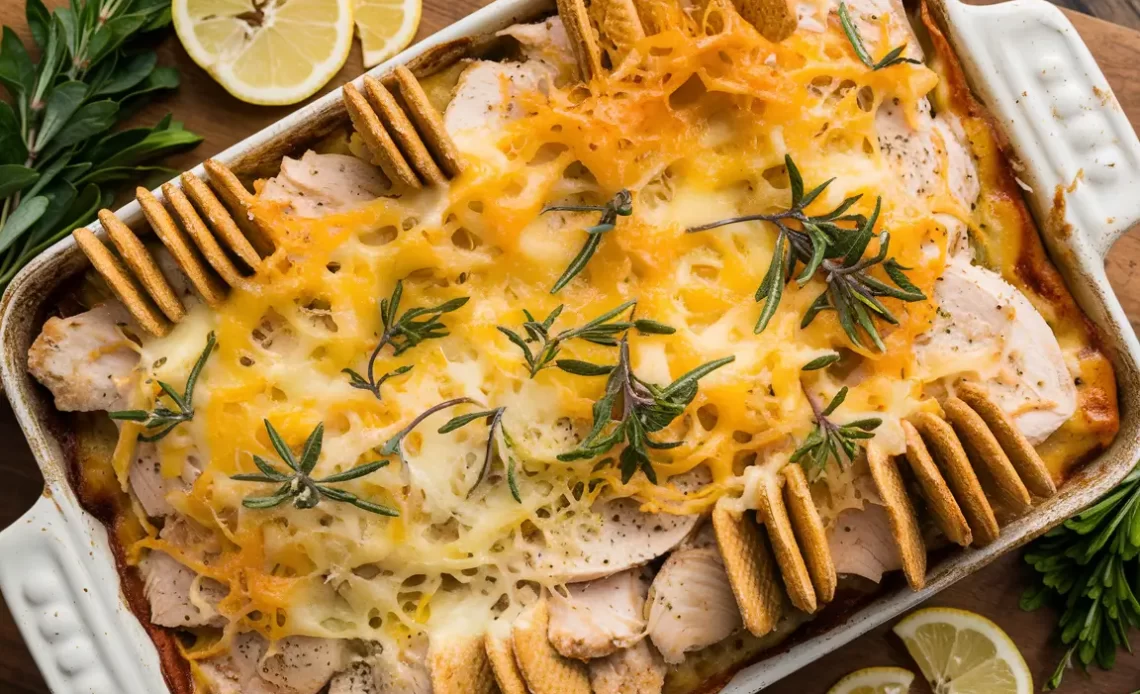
[
  {"xmin": 511, "ymin": 598, "xmax": 591, "ymax": 694},
  {"xmin": 944, "ymin": 397, "xmax": 1032, "ymax": 514},
  {"xmin": 712, "ymin": 500, "xmax": 783, "ymax": 636},
  {"xmin": 485, "ymin": 631, "xmax": 529, "ymax": 694},
  {"xmin": 901, "ymin": 420, "xmax": 972, "ymax": 547},
  {"xmin": 956, "ymin": 382, "xmax": 1057, "ymax": 499},
  {"xmin": 135, "ymin": 188, "xmax": 227, "ymax": 308},
  {"xmin": 343, "ymin": 82, "xmax": 422, "ymax": 190},
  {"xmin": 867, "ymin": 444, "xmax": 927, "ymax": 590},
  {"xmin": 589, "ymin": 0, "xmax": 648, "ymax": 59},
  {"xmin": 363, "ymin": 76, "xmax": 447, "ymax": 186},
  {"xmin": 781, "ymin": 464, "xmax": 836, "ymax": 605},
  {"xmin": 73, "ymin": 228, "xmax": 168, "ymax": 336},
  {"xmin": 913, "ymin": 412, "xmax": 1000, "ymax": 547},
  {"xmin": 163, "ymin": 183, "xmax": 247, "ymax": 288},
  {"xmin": 430, "ymin": 634, "xmax": 497, "ymax": 694},
  {"xmin": 202, "ymin": 159, "xmax": 276, "ymax": 257},
  {"xmin": 391, "ymin": 66, "xmax": 465, "ymax": 178},
  {"xmin": 97, "ymin": 209, "xmax": 185, "ymax": 323},
  {"xmin": 757, "ymin": 476, "xmax": 816, "ymax": 613},
  {"xmin": 731, "ymin": 0, "xmax": 797, "ymax": 41},
  {"xmin": 179, "ymin": 171, "xmax": 262, "ymax": 270},
  {"xmin": 557, "ymin": 0, "xmax": 605, "ymax": 80}
]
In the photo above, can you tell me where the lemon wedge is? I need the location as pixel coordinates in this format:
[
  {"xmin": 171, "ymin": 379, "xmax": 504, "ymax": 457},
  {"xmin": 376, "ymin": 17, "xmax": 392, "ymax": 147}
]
[
  {"xmin": 828, "ymin": 666, "xmax": 916, "ymax": 694},
  {"xmin": 355, "ymin": 0, "xmax": 422, "ymax": 68},
  {"xmin": 172, "ymin": 0, "xmax": 355, "ymax": 105},
  {"xmin": 892, "ymin": 607, "xmax": 1032, "ymax": 694}
]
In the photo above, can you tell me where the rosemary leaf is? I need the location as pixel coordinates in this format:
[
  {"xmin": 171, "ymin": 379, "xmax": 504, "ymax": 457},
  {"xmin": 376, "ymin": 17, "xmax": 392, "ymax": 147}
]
[
  {"xmin": 108, "ymin": 331, "xmax": 215, "ymax": 442},
  {"xmin": 543, "ymin": 189, "xmax": 633, "ymax": 293},
  {"xmin": 837, "ymin": 2, "xmax": 922, "ymax": 71}
]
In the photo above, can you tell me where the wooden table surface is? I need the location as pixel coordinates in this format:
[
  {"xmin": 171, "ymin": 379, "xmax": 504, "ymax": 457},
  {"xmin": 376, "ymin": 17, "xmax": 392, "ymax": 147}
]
[{"xmin": 3, "ymin": 1, "xmax": 1140, "ymax": 692}]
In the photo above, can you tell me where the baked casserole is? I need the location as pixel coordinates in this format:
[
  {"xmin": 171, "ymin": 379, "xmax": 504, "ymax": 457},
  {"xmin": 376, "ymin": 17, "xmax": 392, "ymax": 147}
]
[{"xmin": 23, "ymin": 0, "xmax": 1120, "ymax": 692}]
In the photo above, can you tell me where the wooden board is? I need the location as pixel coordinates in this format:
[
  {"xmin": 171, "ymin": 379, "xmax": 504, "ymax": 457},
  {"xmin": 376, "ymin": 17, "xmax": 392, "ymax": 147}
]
[{"xmin": 1, "ymin": 2, "xmax": 1139, "ymax": 693}]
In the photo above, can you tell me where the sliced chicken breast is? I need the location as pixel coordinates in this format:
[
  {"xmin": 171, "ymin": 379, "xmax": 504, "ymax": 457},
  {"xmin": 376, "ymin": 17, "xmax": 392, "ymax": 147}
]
[
  {"xmin": 197, "ymin": 632, "xmax": 345, "ymax": 694},
  {"xmin": 827, "ymin": 502, "xmax": 903, "ymax": 584},
  {"xmin": 27, "ymin": 302, "xmax": 140, "ymax": 412},
  {"xmin": 261, "ymin": 151, "xmax": 388, "ymax": 217},
  {"xmin": 328, "ymin": 662, "xmax": 377, "ymax": 694},
  {"xmin": 129, "ymin": 442, "xmax": 202, "ymax": 518},
  {"xmin": 646, "ymin": 547, "xmax": 742, "ymax": 664},
  {"xmin": 497, "ymin": 16, "xmax": 576, "ymax": 78},
  {"xmin": 139, "ymin": 550, "xmax": 226, "ymax": 628},
  {"xmin": 588, "ymin": 639, "xmax": 667, "ymax": 694},
  {"xmin": 444, "ymin": 61, "xmax": 552, "ymax": 139},
  {"xmin": 915, "ymin": 259, "xmax": 1077, "ymax": 444},
  {"xmin": 548, "ymin": 569, "xmax": 649, "ymax": 660}
]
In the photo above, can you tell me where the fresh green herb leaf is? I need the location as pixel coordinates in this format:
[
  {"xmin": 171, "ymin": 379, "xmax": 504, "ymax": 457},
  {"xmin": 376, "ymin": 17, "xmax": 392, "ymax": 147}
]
[
  {"xmin": 231, "ymin": 419, "xmax": 398, "ymax": 516},
  {"xmin": 687, "ymin": 155, "xmax": 925, "ymax": 350},
  {"xmin": 438, "ymin": 406, "xmax": 515, "ymax": 499},
  {"xmin": 558, "ymin": 336, "xmax": 734, "ymax": 484},
  {"xmin": 343, "ymin": 280, "xmax": 468, "ymax": 399},
  {"xmin": 1023, "ymin": 465, "xmax": 1140, "ymax": 689},
  {"xmin": 790, "ymin": 385, "xmax": 881, "ymax": 478},
  {"xmin": 108, "ymin": 331, "xmax": 215, "ymax": 442},
  {"xmin": 543, "ymin": 189, "xmax": 634, "ymax": 293},
  {"xmin": 837, "ymin": 2, "xmax": 922, "ymax": 70},
  {"xmin": 802, "ymin": 353, "xmax": 840, "ymax": 371},
  {"xmin": 378, "ymin": 397, "xmax": 479, "ymax": 458}
]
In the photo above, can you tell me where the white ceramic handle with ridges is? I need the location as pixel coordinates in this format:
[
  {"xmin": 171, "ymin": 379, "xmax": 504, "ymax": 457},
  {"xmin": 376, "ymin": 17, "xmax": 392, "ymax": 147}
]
[
  {"xmin": 0, "ymin": 491, "xmax": 169, "ymax": 694},
  {"xmin": 942, "ymin": 0, "xmax": 1140, "ymax": 259}
]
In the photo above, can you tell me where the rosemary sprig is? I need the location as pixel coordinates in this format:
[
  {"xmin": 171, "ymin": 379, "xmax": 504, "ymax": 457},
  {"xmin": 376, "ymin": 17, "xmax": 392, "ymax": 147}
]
[
  {"xmin": 790, "ymin": 385, "xmax": 881, "ymax": 478},
  {"xmin": 231, "ymin": 420, "xmax": 397, "ymax": 516},
  {"xmin": 1022, "ymin": 466, "xmax": 1140, "ymax": 690},
  {"xmin": 497, "ymin": 299, "xmax": 674, "ymax": 377},
  {"xmin": 109, "ymin": 331, "xmax": 215, "ymax": 442},
  {"xmin": 687, "ymin": 155, "xmax": 925, "ymax": 350},
  {"xmin": 837, "ymin": 1, "xmax": 922, "ymax": 70},
  {"xmin": 377, "ymin": 397, "xmax": 478, "ymax": 459},
  {"xmin": 438, "ymin": 406, "xmax": 522, "ymax": 502},
  {"xmin": 543, "ymin": 189, "xmax": 633, "ymax": 294},
  {"xmin": 343, "ymin": 280, "xmax": 468, "ymax": 398},
  {"xmin": 557, "ymin": 336, "xmax": 734, "ymax": 484}
]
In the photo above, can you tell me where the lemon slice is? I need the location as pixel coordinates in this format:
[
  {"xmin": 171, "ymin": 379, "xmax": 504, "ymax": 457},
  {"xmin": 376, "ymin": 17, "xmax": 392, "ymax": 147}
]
[
  {"xmin": 173, "ymin": 0, "xmax": 355, "ymax": 105},
  {"xmin": 892, "ymin": 607, "xmax": 1032, "ymax": 694},
  {"xmin": 828, "ymin": 667, "xmax": 916, "ymax": 694},
  {"xmin": 355, "ymin": 0, "xmax": 422, "ymax": 68}
]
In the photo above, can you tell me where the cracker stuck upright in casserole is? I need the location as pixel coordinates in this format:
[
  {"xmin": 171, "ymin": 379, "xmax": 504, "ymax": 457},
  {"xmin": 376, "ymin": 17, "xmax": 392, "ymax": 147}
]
[{"xmin": 27, "ymin": 0, "xmax": 1119, "ymax": 692}]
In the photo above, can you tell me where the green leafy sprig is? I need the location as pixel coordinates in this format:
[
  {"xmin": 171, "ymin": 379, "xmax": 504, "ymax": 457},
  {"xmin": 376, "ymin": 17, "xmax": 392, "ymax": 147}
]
[
  {"xmin": 687, "ymin": 155, "xmax": 925, "ymax": 350},
  {"xmin": 790, "ymin": 385, "xmax": 881, "ymax": 478},
  {"xmin": 0, "ymin": 0, "xmax": 202, "ymax": 293},
  {"xmin": 231, "ymin": 420, "xmax": 397, "ymax": 516},
  {"xmin": 109, "ymin": 330, "xmax": 214, "ymax": 441},
  {"xmin": 1022, "ymin": 466, "xmax": 1140, "ymax": 690},
  {"xmin": 837, "ymin": 1, "xmax": 922, "ymax": 71},
  {"xmin": 542, "ymin": 189, "xmax": 633, "ymax": 294},
  {"xmin": 342, "ymin": 280, "xmax": 469, "ymax": 399},
  {"xmin": 497, "ymin": 299, "xmax": 674, "ymax": 377},
  {"xmin": 376, "ymin": 397, "xmax": 478, "ymax": 459},
  {"xmin": 557, "ymin": 336, "xmax": 734, "ymax": 484},
  {"xmin": 438, "ymin": 406, "xmax": 522, "ymax": 502}
]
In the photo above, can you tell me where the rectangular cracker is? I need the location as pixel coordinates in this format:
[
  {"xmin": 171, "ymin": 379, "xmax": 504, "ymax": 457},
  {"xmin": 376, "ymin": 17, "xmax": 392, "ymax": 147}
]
[
  {"xmin": 363, "ymin": 75, "xmax": 447, "ymax": 186},
  {"xmin": 97, "ymin": 209, "xmax": 185, "ymax": 323},
  {"xmin": 391, "ymin": 65, "xmax": 465, "ymax": 178},
  {"xmin": 73, "ymin": 227, "xmax": 168, "ymax": 337},
  {"xmin": 711, "ymin": 500, "xmax": 783, "ymax": 636},
  {"xmin": 136, "ymin": 187, "xmax": 227, "ymax": 308},
  {"xmin": 344, "ymin": 81, "xmax": 422, "ymax": 190}
]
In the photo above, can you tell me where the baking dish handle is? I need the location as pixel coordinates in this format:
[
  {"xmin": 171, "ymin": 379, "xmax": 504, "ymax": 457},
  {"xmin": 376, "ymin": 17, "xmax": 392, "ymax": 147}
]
[
  {"xmin": 0, "ymin": 493, "xmax": 168, "ymax": 694},
  {"xmin": 939, "ymin": 0, "xmax": 1140, "ymax": 259}
]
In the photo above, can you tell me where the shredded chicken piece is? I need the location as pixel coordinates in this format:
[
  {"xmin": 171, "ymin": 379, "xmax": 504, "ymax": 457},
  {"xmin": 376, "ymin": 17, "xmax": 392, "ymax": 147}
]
[
  {"xmin": 646, "ymin": 547, "xmax": 742, "ymax": 664},
  {"xmin": 197, "ymin": 632, "xmax": 345, "ymax": 694},
  {"xmin": 139, "ymin": 551, "xmax": 226, "ymax": 627},
  {"xmin": 548, "ymin": 569, "xmax": 649, "ymax": 660},
  {"xmin": 261, "ymin": 151, "xmax": 387, "ymax": 217},
  {"xmin": 827, "ymin": 502, "xmax": 903, "ymax": 583}
]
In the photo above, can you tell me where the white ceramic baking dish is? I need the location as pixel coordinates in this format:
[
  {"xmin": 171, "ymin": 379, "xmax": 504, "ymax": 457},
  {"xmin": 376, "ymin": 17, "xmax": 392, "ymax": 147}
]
[{"xmin": 2, "ymin": 0, "xmax": 1139, "ymax": 691}]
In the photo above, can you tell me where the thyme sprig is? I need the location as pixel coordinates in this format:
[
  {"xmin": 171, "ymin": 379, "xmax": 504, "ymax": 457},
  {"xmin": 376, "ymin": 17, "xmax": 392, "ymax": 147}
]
[
  {"xmin": 687, "ymin": 155, "xmax": 925, "ymax": 350},
  {"xmin": 558, "ymin": 336, "xmax": 734, "ymax": 484},
  {"xmin": 109, "ymin": 331, "xmax": 215, "ymax": 442},
  {"xmin": 543, "ymin": 189, "xmax": 633, "ymax": 293},
  {"xmin": 1022, "ymin": 466, "xmax": 1140, "ymax": 689},
  {"xmin": 343, "ymin": 280, "xmax": 468, "ymax": 399},
  {"xmin": 231, "ymin": 420, "xmax": 397, "ymax": 516},
  {"xmin": 790, "ymin": 385, "xmax": 881, "ymax": 479},
  {"xmin": 837, "ymin": 1, "xmax": 922, "ymax": 71},
  {"xmin": 438, "ymin": 406, "xmax": 522, "ymax": 502},
  {"xmin": 497, "ymin": 299, "xmax": 674, "ymax": 377}
]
